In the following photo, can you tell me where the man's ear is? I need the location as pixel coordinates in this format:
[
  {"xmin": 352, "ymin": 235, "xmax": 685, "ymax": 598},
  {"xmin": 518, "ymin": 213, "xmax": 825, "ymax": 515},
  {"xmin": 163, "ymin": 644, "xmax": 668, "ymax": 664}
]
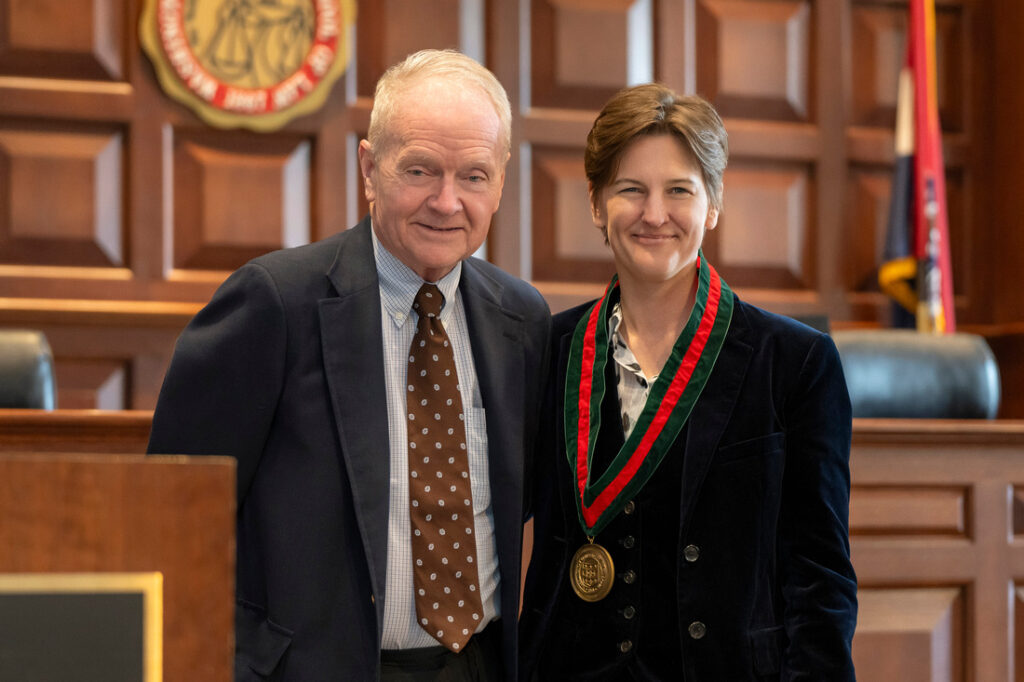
[{"xmin": 357, "ymin": 139, "xmax": 377, "ymax": 202}]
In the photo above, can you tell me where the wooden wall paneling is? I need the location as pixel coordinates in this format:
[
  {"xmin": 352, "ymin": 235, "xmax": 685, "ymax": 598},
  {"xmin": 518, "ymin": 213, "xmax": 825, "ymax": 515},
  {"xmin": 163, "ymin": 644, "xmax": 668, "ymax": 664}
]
[
  {"xmin": 854, "ymin": 587, "xmax": 965, "ymax": 682},
  {"xmin": 355, "ymin": 0, "xmax": 462, "ymax": 99},
  {"xmin": 530, "ymin": 0, "xmax": 650, "ymax": 111},
  {"xmin": 849, "ymin": 420, "xmax": 1024, "ymax": 682},
  {"xmin": 0, "ymin": 124, "xmax": 125, "ymax": 268},
  {"xmin": 0, "ymin": 0, "xmax": 126, "ymax": 81},
  {"xmin": 696, "ymin": 0, "xmax": 814, "ymax": 123},
  {"xmin": 707, "ymin": 160, "xmax": 815, "ymax": 290},
  {"xmin": 170, "ymin": 130, "xmax": 312, "ymax": 272},
  {"xmin": 530, "ymin": 144, "xmax": 614, "ymax": 283}
]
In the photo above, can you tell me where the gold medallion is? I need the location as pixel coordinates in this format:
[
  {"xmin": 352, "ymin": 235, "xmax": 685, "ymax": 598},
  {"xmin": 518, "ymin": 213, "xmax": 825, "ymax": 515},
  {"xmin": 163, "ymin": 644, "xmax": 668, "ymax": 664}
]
[{"xmin": 569, "ymin": 541, "xmax": 614, "ymax": 602}]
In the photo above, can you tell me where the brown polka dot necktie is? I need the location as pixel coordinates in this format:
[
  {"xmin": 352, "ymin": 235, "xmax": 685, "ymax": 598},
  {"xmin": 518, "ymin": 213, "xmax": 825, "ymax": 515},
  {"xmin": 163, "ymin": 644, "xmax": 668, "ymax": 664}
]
[{"xmin": 407, "ymin": 283, "xmax": 483, "ymax": 653}]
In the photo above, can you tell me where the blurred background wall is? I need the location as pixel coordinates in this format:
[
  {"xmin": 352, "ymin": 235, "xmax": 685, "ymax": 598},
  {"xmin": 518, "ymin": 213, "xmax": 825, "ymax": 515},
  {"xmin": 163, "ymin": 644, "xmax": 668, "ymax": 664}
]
[{"xmin": 1, "ymin": 0, "xmax": 1023, "ymax": 415}]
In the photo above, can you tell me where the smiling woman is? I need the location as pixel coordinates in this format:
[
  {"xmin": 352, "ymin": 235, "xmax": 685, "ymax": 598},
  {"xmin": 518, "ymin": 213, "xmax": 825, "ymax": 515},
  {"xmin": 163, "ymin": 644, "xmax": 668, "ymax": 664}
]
[{"xmin": 520, "ymin": 84, "xmax": 858, "ymax": 681}]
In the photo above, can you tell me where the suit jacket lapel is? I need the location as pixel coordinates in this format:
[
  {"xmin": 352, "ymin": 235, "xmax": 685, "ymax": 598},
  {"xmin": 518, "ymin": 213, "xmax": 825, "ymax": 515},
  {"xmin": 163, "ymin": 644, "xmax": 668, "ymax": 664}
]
[
  {"xmin": 680, "ymin": 297, "xmax": 753, "ymax": 529},
  {"xmin": 319, "ymin": 217, "xmax": 391, "ymax": 629},
  {"xmin": 460, "ymin": 261, "xmax": 527, "ymax": 605}
]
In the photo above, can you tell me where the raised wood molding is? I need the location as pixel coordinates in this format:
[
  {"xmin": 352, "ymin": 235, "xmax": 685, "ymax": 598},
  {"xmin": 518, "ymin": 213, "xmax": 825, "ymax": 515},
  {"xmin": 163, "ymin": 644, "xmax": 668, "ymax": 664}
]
[
  {"xmin": 0, "ymin": 298, "xmax": 200, "ymax": 327},
  {"xmin": 0, "ymin": 409, "xmax": 152, "ymax": 453}
]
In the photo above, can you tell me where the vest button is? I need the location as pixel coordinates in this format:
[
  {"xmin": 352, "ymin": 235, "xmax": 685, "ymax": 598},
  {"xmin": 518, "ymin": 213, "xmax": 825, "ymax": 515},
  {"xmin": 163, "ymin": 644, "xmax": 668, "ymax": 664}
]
[
  {"xmin": 622, "ymin": 570, "xmax": 636, "ymax": 585},
  {"xmin": 623, "ymin": 500, "xmax": 636, "ymax": 515},
  {"xmin": 621, "ymin": 535, "xmax": 635, "ymax": 549},
  {"xmin": 688, "ymin": 621, "xmax": 707, "ymax": 639},
  {"xmin": 622, "ymin": 605, "xmax": 636, "ymax": 620},
  {"xmin": 683, "ymin": 544, "xmax": 700, "ymax": 562},
  {"xmin": 619, "ymin": 639, "xmax": 633, "ymax": 653}
]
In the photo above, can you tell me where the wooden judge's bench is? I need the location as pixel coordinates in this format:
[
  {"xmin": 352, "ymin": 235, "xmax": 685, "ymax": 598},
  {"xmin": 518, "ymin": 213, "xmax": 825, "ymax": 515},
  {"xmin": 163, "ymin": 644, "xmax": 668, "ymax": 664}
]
[{"xmin": 2, "ymin": 410, "xmax": 1024, "ymax": 681}]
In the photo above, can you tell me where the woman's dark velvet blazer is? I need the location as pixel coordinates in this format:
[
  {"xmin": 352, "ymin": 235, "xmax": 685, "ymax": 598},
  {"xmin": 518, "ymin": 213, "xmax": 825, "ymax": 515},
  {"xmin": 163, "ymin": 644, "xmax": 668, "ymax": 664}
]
[{"xmin": 520, "ymin": 292, "xmax": 858, "ymax": 681}]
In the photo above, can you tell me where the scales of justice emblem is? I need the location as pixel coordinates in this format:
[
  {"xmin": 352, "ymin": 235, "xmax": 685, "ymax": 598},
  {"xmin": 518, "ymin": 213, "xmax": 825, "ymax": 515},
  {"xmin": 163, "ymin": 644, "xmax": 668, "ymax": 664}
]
[{"xmin": 140, "ymin": 0, "xmax": 355, "ymax": 131}]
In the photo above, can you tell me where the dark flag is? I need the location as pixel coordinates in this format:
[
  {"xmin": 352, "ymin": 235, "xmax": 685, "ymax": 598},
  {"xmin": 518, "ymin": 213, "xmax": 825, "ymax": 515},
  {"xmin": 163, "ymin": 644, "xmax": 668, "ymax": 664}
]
[{"xmin": 878, "ymin": 0, "xmax": 956, "ymax": 332}]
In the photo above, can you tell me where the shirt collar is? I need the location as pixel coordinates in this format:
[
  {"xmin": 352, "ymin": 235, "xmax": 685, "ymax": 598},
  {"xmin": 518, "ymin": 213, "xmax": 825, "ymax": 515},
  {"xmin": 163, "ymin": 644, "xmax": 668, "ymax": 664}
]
[
  {"xmin": 608, "ymin": 302, "xmax": 655, "ymax": 383},
  {"xmin": 372, "ymin": 224, "xmax": 462, "ymax": 328}
]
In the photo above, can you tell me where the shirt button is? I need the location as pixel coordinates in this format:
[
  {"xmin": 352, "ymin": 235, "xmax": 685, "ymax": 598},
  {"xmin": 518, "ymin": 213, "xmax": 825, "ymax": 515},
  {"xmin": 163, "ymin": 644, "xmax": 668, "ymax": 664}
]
[
  {"xmin": 622, "ymin": 570, "xmax": 636, "ymax": 585},
  {"xmin": 623, "ymin": 500, "xmax": 636, "ymax": 515},
  {"xmin": 688, "ymin": 621, "xmax": 707, "ymax": 639},
  {"xmin": 619, "ymin": 639, "xmax": 633, "ymax": 653},
  {"xmin": 621, "ymin": 535, "xmax": 635, "ymax": 549},
  {"xmin": 622, "ymin": 605, "xmax": 636, "ymax": 620},
  {"xmin": 683, "ymin": 544, "xmax": 700, "ymax": 562}
]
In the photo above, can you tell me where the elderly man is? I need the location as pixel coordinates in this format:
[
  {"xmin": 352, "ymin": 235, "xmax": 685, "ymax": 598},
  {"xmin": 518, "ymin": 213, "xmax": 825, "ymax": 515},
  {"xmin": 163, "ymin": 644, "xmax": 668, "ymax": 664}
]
[{"xmin": 148, "ymin": 49, "xmax": 550, "ymax": 681}]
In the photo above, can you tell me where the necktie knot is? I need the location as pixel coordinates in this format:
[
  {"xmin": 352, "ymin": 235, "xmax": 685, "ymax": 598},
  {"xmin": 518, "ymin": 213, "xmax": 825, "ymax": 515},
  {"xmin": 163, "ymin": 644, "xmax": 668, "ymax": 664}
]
[{"xmin": 413, "ymin": 284, "xmax": 444, "ymax": 319}]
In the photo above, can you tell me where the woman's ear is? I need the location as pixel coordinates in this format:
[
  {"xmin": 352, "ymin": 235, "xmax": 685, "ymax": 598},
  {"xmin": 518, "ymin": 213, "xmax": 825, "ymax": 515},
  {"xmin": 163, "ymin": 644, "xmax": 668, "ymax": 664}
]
[
  {"xmin": 589, "ymin": 185, "xmax": 603, "ymax": 228},
  {"xmin": 705, "ymin": 206, "xmax": 719, "ymax": 231}
]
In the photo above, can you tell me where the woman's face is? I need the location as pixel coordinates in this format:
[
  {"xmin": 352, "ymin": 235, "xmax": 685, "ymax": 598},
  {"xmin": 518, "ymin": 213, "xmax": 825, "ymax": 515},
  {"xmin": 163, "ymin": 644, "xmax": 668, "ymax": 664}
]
[{"xmin": 592, "ymin": 134, "xmax": 719, "ymax": 287}]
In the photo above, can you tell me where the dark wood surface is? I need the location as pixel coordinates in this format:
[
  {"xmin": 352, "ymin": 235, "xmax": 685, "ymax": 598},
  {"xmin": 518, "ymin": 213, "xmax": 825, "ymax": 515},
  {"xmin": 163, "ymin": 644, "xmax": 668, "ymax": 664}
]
[{"xmin": 0, "ymin": 451, "xmax": 235, "ymax": 681}]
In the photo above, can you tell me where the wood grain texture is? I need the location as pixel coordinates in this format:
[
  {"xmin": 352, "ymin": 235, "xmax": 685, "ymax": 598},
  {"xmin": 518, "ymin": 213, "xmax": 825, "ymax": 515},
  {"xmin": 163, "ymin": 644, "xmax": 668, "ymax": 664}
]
[{"xmin": 0, "ymin": 452, "xmax": 235, "ymax": 681}]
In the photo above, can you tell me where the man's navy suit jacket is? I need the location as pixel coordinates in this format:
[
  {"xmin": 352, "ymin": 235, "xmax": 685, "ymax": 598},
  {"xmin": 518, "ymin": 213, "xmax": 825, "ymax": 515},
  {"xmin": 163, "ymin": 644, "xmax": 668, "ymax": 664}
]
[{"xmin": 149, "ymin": 216, "xmax": 551, "ymax": 680}]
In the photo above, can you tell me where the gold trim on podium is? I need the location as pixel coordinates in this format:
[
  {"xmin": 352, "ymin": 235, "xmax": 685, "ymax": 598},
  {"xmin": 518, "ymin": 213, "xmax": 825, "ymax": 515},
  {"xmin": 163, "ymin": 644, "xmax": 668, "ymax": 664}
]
[{"xmin": 0, "ymin": 572, "xmax": 163, "ymax": 682}]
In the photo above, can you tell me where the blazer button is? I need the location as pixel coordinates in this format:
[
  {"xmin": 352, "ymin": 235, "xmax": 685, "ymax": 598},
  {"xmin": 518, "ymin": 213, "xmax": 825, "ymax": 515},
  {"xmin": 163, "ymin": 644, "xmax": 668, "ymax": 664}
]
[
  {"xmin": 623, "ymin": 500, "xmax": 636, "ymax": 515},
  {"xmin": 683, "ymin": 544, "xmax": 700, "ymax": 563},
  {"xmin": 688, "ymin": 621, "xmax": 707, "ymax": 640},
  {"xmin": 622, "ymin": 570, "xmax": 636, "ymax": 585},
  {"xmin": 622, "ymin": 605, "xmax": 636, "ymax": 620},
  {"xmin": 619, "ymin": 639, "xmax": 633, "ymax": 653},
  {"xmin": 620, "ymin": 535, "xmax": 635, "ymax": 549}
]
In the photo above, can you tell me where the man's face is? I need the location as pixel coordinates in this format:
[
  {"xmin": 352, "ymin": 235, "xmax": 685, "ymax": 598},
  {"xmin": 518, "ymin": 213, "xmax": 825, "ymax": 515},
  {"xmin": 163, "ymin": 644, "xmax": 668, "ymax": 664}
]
[{"xmin": 359, "ymin": 80, "xmax": 507, "ymax": 282}]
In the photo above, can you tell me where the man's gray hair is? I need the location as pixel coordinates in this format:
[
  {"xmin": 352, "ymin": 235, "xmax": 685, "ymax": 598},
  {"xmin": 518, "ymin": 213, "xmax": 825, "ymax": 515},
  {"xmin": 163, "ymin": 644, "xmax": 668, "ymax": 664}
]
[{"xmin": 367, "ymin": 49, "xmax": 512, "ymax": 158}]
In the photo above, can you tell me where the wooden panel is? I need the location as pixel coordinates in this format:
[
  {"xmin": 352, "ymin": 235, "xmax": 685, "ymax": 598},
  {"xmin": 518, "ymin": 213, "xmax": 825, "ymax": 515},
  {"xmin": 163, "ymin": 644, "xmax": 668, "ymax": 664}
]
[
  {"xmin": 706, "ymin": 160, "xmax": 814, "ymax": 290},
  {"xmin": 696, "ymin": 0, "xmax": 813, "ymax": 122},
  {"xmin": 355, "ymin": 0, "xmax": 462, "ymax": 97},
  {"xmin": 0, "ymin": 125, "xmax": 123, "ymax": 267},
  {"xmin": 853, "ymin": 587, "xmax": 964, "ymax": 682},
  {"xmin": 530, "ymin": 145, "xmax": 615, "ymax": 283},
  {"xmin": 850, "ymin": 485, "xmax": 968, "ymax": 538},
  {"xmin": 843, "ymin": 165, "xmax": 891, "ymax": 293},
  {"xmin": 851, "ymin": 419, "xmax": 1024, "ymax": 682},
  {"xmin": 53, "ymin": 357, "xmax": 128, "ymax": 410},
  {"xmin": 172, "ymin": 130, "xmax": 311, "ymax": 272},
  {"xmin": 849, "ymin": 2, "xmax": 965, "ymax": 132},
  {"xmin": 531, "ymin": 0, "xmax": 652, "ymax": 110},
  {"xmin": 0, "ymin": 453, "xmax": 234, "ymax": 681},
  {"xmin": 0, "ymin": 0, "xmax": 125, "ymax": 80}
]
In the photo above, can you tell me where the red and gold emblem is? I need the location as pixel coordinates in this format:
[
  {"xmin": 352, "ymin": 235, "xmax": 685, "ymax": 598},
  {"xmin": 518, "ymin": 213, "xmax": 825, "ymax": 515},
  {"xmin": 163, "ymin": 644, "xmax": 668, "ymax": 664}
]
[{"xmin": 140, "ymin": 0, "xmax": 355, "ymax": 131}]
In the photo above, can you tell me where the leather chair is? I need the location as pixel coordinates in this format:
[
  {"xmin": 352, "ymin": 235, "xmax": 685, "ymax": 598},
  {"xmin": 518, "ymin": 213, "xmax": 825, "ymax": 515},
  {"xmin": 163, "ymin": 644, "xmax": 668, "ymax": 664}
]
[
  {"xmin": 0, "ymin": 329, "xmax": 57, "ymax": 409},
  {"xmin": 831, "ymin": 329, "xmax": 1000, "ymax": 419}
]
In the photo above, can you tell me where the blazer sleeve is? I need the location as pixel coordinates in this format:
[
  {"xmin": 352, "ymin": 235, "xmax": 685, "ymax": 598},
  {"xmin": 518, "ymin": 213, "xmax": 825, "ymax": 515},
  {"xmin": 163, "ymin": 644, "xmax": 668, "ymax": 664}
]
[
  {"xmin": 779, "ymin": 333, "xmax": 858, "ymax": 680},
  {"xmin": 148, "ymin": 262, "xmax": 287, "ymax": 500}
]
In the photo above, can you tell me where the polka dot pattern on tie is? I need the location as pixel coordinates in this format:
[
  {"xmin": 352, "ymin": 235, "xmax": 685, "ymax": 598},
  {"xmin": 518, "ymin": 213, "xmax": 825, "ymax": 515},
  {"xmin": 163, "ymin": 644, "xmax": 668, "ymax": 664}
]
[{"xmin": 407, "ymin": 283, "xmax": 482, "ymax": 653}]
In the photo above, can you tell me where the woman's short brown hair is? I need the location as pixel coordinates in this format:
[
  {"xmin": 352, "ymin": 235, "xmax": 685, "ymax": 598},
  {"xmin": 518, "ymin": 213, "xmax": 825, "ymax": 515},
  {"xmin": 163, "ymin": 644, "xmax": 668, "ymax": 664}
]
[{"xmin": 585, "ymin": 84, "xmax": 728, "ymax": 214}]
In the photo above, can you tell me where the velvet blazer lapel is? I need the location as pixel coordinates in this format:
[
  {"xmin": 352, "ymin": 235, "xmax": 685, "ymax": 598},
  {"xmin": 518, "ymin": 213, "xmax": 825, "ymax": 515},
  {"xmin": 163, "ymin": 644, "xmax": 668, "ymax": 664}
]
[
  {"xmin": 680, "ymin": 297, "xmax": 753, "ymax": 529},
  {"xmin": 320, "ymin": 217, "xmax": 391, "ymax": 630}
]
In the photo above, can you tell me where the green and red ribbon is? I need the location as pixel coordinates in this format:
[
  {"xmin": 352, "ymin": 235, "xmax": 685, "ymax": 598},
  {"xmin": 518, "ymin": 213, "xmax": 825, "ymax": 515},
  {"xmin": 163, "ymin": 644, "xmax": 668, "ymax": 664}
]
[{"xmin": 564, "ymin": 252, "xmax": 733, "ymax": 536}]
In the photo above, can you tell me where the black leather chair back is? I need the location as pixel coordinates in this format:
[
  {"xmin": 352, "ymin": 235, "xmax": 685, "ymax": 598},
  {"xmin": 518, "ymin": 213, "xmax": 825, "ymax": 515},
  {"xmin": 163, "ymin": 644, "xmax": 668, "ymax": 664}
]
[
  {"xmin": 0, "ymin": 329, "xmax": 57, "ymax": 410},
  {"xmin": 832, "ymin": 329, "xmax": 1000, "ymax": 419}
]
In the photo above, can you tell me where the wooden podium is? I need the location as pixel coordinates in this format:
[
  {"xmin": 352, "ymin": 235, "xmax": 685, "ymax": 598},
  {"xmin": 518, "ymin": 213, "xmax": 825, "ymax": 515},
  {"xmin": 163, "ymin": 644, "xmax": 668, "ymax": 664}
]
[{"xmin": 0, "ymin": 452, "xmax": 235, "ymax": 681}]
